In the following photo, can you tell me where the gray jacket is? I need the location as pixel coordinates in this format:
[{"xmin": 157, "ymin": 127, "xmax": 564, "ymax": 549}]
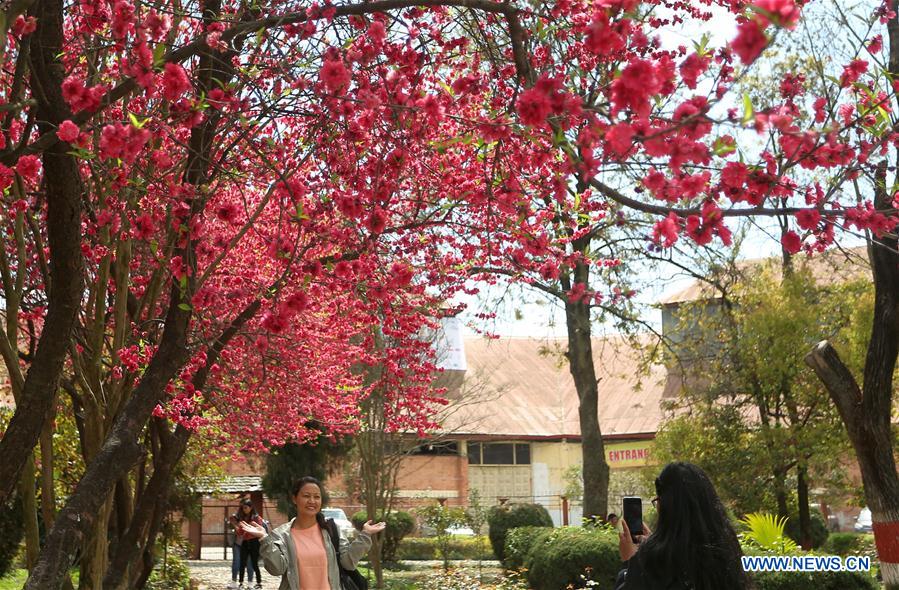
[{"xmin": 260, "ymin": 519, "xmax": 372, "ymax": 590}]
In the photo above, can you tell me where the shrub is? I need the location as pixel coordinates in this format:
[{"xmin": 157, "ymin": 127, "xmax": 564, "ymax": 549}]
[
  {"xmin": 822, "ymin": 532, "xmax": 862, "ymax": 556},
  {"xmin": 751, "ymin": 570, "xmax": 877, "ymax": 590},
  {"xmin": 525, "ymin": 526, "xmax": 620, "ymax": 590},
  {"xmin": 145, "ymin": 552, "xmax": 192, "ymax": 590},
  {"xmin": 395, "ymin": 536, "xmax": 494, "ymax": 561},
  {"xmin": 784, "ymin": 508, "xmax": 829, "ymax": 549},
  {"xmin": 503, "ymin": 526, "xmax": 552, "ymax": 570},
  {"xmin": 352, "ymin": 510, "xmax": 415, "ymax": 562},
  {"xmin": 487, "ymin": 503, "xmax": 553, "ymax": 563},
  {"xmin": 0, "ymin": 494, "xmax": 25, "ymax": 577}
]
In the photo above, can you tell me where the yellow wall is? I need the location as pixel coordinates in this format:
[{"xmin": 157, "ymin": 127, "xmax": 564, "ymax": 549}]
[{"xmin": 531, "ymin": 440, "xmax": 583, "ymax": 497}]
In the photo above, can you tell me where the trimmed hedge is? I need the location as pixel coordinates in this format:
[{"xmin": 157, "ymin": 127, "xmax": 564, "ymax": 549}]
[
  {"xmin": 487, "ymin": 503, "xmax": 553, "ymax": 563},
  {"xmin": 508, "ymin": 526, "xmax": 878, "ymax": 590},
  {"xmin": 351, "ymin": 510, "xmax": 415, "ymax": 562},
  {"xmin": 525, "ymin": 526, "xmax": 620, "ymax": 590},
  {"xmin": 752, "ymin": 570, "xmax": 877, "ymax": 590},
  {"xmin": 395, "ymin": 536, "xmax": 494, "ymax": 561},
  {"xmin": 503, "ymin": 526, "xmax": 552, "ymax": 570},
  {"xmin": 822, "ymin": 533, "xmax": 862, "ymax": 556}
]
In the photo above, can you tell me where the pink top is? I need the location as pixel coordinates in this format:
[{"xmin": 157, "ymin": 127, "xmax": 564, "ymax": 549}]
[{"xmin": 291, "ymin": 525, "xmax": 330, "ymax": 590}]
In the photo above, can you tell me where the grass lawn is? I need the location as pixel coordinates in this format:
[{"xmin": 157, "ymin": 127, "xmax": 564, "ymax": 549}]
[
  {"xmin": 0, "ymin": 569, "xmax": 79, "ymax": 590},
  {"xmin": 0, "ymin": 570, "xmax": 25, "ymax": 590}
]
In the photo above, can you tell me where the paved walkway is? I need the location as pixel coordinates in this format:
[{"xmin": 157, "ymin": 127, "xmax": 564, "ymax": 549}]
[
  {"xmin": 186, "ymin": 559, "xmax": 502, "ymax": 589},
  {"xmin": 186, "ymin": 560, "xmax": 273, "ymax": 590}
]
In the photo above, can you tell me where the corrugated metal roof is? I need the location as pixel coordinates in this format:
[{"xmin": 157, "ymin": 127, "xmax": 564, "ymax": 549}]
[
  {"xmin": 193, "ymin": 475, "xmax": 263, "ymax": 493},
  {"xmin": 441, "ymin": 334, "xmax": 668, "ymax": 439}
]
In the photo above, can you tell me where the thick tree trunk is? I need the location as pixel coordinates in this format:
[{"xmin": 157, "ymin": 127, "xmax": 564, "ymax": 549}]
[
  {"xmin": 806, "ymin": 180, "xmax": 899, "ymax": 586},
  {"xmin": 79, "ymin": 497, "xmax": 114, "ymax": 590},
  {"xmin": 0, "ymin": 0, "xmax": 85, "ymax": 506},
  {"xmin": 103, "ymin": 424, "xmax": 190, "ymax": 590},
  {"xmin": 564, "ymin": 253, "xmax": 609, "ymax": 522},
  {"xmin": 23, "ymin": 298, "xmax": 192, "ymax": 590},
  {"xmin": 105, "ymin": 300, "xmax": 261, "ymax": 590}
]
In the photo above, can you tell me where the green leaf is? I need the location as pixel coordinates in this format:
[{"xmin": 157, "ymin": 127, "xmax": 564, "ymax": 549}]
[
  {"xmin": 741, "ymin": 93, "xmax": 754, "ymax": 125},
  {"xmin": 178, "ymin": 303, "xmax": 192, "ymax": 311},
  {"xmin": 128, "ymin": 112, "xmax": 146, "ymax": 129},
  {"xmin": 712, "ymin": 137, "xmax": 737, "ymax": 157},
  {"xmin": 153, "ymin": 43, "xmax": 166, "ymax": 66}
]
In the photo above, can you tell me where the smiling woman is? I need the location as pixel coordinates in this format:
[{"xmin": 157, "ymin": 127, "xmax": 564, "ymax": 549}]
[{"xmin": 239, "ymin": 476, "xmax": 386, "ymax": 590}]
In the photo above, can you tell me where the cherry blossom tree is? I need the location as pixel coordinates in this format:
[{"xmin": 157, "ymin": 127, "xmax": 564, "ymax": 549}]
[{"xmin": 2, "ymin": 0, "xmax": 899, "ymax": 587}]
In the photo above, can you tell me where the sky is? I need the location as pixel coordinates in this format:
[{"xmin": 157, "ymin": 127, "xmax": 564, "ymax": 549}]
[{"xmin": 452, "ymin": 1, "xmax": 872, "ymax": 340}]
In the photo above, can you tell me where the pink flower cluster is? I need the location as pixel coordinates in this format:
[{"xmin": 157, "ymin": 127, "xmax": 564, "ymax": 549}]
[
  {"xmin": 99, "ymin": 123, "xmax": 151, "ymax": 163},
  {"xmin": 61, "ymin": 76, "xmax": 107, "ymax": 113}
]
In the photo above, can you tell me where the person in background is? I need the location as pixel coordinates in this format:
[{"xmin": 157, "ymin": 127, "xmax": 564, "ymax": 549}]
[
  {"xmin": 606, "ymin": 513, "xmax": 620, "ymax": 527},
  {"xmin": 615, "ymin": 462, "xmax": 748, "ymax": 590},
  {"xmin": 228, "ymin": 504, "xmax": 255, "ymax": 590},
  {"xmin": 230, "ymin": 497, "xmax": 265, "ymax": 589},
  {"xmin": 239, "ymin": 475, "xmax": 385, "ymax": 590}
]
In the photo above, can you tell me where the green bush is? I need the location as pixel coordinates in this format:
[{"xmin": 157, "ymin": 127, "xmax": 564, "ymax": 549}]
[
  {"xmin": 503, "ymin": 526, "xmax": 552, "ymax": 570},
  {"xmin": 145, "ymin": 552, "xmax": 192, "ymax": 590},
  {"xmin": 822, "ymin": 532, "xmax": 862, "ymax": 556},
  {"xmin": 751, "ymin": 570, "xmax": 877, "ymax": 590},
  {"xmin": 784, "ymin": 508, "xmax": 829, "ymax": 549},
  {"xmin": 487, "ymin": 503, "xmax": 553, "ymax": 563},
  {"xmin": 395, "ymin": 536, "xmax": 494, "ymax": 561},
  {"xmin": 0, "ymin": 494, "xmax": 24, "ymax": 577},
  {"xmin": 525, "ymin": 526, "xmax": 620, "ymax": 590},
  {"xmin": 352, "ymin": 510, "xmax": 415, "ymax": 562}
]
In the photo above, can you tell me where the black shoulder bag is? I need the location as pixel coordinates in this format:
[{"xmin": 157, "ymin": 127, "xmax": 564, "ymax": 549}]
[{"xmin": 325, "ymin": 518, "xmax": 369, "ymax": 590}]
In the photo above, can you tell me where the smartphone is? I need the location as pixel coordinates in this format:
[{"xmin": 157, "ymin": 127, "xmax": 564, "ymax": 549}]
[{"xmin": 622, "ymin": 496, "xmax": 643, "ymax": 543}]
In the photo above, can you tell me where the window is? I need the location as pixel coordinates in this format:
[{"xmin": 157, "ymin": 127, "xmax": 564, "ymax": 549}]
[
  {"xmin": 467, "ymin": 442, "xmax": 531, "ymax": 465},
  {"xmin": 515, "ymin": 443, "xmax": 530, "ymax": 465},
  {"xmin": 468, "ymin": 443, "xmax": 481, "ymax": 465},
  {"xmin": 411, "ymin": 441, "xmax": 459, "ymax": 455},
  {"xmin": 482, "ymin": 443, "xmax": 515, "ymax": 464}
]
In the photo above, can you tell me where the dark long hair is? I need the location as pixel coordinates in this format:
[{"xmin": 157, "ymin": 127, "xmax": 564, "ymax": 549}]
[
  {"xmin": 291, "ymin": 476, "xmax": 327, "ymax": 529},
  {"xmin": 636, "ymin": 462, "xmax": 748, "ymax": 590},
  {"xmin": 234, "ymin": 498, "xmax": 257, "ymax": 522}
]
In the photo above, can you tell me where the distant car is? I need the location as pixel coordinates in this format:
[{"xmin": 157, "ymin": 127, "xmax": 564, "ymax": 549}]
[
  {"xmin": 854, "ymin": 507, "xmax": 873, "ymax": 533},
  {"xmin": 445, "ymin": 525, "xmax": 476, "ymax": 536},
  {"xmin": 322, "ymin": 508, "xmax": 356, "ymax": 538},
  {"xmin": 419, "ymin": 524, "xmax": 476, "ymax": 537}
]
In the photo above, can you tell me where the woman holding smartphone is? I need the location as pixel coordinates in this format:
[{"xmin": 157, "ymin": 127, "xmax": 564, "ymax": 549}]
[
  {"xmin": 615, "ymin": 462, "xmax": 748, "ymax": 590},
  {"xmin": 238, "ymin": 476, "xmax": 385, "ymax": 590}
]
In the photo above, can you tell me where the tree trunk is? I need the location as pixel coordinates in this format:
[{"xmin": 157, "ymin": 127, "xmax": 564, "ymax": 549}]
[
  {"xmin": 105, "ymin": 301, "xmax": 261, "ymax": 590},
  {"xmin": 103, "ymin": 424, "xmax": 190, "ymax": 590},
  {"xmin": 18, "ymin": 457, "xmax": 40, "ymax": 570},
  {"xmin": 805, "ymin": 175, "xmax": 899, "ymax": 586},
  {"xmin": 772, "ymin": 467, "xmax": 789, "ymax": 520},
  {"xmin": 564, "ymin": 253, "xmax": 609, "ymax": 521},
  {"xmin": 796, "ymin": 464, "xmax": 811, "ymax": 550},
  {"xmin": 0, "ymin": 0, "xmax": 85, "ymax": 506},
  {"xmin": 22, "ymin": 300, "xmax": 191, "ymax": 590},
  {"xmin": 79, "ymin": 496, "xmax": 114, "ymax": 590}
]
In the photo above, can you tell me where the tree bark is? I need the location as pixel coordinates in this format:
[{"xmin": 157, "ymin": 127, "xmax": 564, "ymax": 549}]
[
  {"xmin": 0, "ymin": 0, "xmax": 85, "ymax": 506},
  {"xmin": 104, "ymin": 299, "xmax": 261, "ymax": 590},
  {"xmin": 805, "ymin": 179, "xmax": 899, "ymax": 586},
  {"xmin": 564, "ymin": 250, "xmax": 609, "ymax": 522},
  {"xmin": 796, "ymin": 465, "xmax": 811, "ymax": 550},
  {"xmin": 18, "ymin": 457, "xmax": 40, "ymax": 569}
]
